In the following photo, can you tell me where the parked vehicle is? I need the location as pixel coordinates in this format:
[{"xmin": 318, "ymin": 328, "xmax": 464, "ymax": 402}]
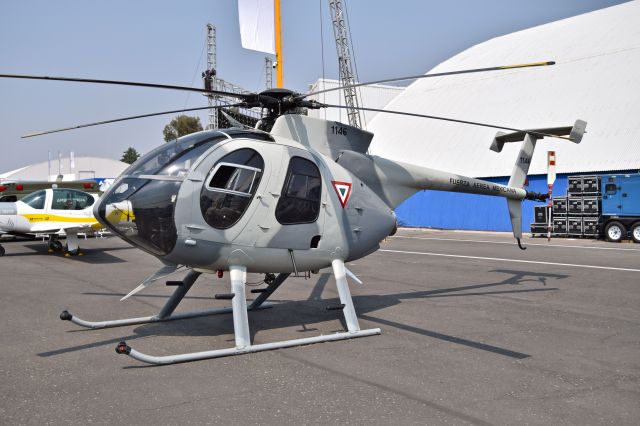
[
  {"xmin": 531, "ymin": 173, "xmax": 639, "ymax": 243},
  {"xmin": 600, "ymin": 174, "xmax": 640, "ymax": 243}
]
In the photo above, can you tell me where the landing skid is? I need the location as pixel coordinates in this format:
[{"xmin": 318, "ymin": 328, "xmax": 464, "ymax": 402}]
[
  {"xmin": 60, "ymin": 271, "xmax": 274, "ymax": 329},
  {"xmin": 61, "ymin": 260, "xmax": 380, "ymax": 365}
]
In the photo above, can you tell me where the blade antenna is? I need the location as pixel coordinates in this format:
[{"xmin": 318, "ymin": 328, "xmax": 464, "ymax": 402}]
[
  {"xmin": 300, "ymin": 61, "xmax": 555, "ymax": 99},
  {"xmin": 22, "ymin": 103, "xmax": 246, "ymax": 138}
]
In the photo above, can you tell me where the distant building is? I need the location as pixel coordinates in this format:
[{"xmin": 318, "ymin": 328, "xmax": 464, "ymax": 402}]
[
  {"xmin": 368, "ymin": 2, "xmax": 640, "ymax": 231},
  {"xmin": 0, "ymin": 156, "xmax": 128, "ymax": 183}
]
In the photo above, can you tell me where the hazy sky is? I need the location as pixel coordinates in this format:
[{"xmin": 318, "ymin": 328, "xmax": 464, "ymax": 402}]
[{"xmin": 0, "ymin": 0, "xmax": 627, "ymax": 173}]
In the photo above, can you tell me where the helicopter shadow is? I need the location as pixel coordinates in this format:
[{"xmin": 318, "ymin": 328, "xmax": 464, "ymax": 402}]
[{"xmin": 122, "ymin": 268, "xmax": 565, "ymax": 359}]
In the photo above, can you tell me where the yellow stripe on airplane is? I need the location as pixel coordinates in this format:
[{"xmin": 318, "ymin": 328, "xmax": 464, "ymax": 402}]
[{"xmin": 21, "ymin": 214, "xmax": 99, "ymax": 224}]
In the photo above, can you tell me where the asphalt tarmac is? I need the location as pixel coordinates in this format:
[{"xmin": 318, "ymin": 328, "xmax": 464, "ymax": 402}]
[{"xmin": 0, "ymin": 229, "xmax": 638, "ymax": 425}]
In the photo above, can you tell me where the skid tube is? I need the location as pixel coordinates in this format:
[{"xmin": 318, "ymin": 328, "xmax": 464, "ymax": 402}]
[
  {"xmin": 114, "ymin": 260, "xmax": 381, "ymax": 365},
  {"xmin": 116, "ymin": 329, "xmax": 381, "ymax": 365}
]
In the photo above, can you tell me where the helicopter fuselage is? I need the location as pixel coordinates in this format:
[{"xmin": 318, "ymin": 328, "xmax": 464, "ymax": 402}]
[{"xmin": 95, "ymin": 127, "xmax": 397, "ymax": 274}]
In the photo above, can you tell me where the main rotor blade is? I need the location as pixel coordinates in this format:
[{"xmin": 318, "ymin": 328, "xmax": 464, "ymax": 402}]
[
  {"xmin": 0, "ymin": 73, "xmax": 256, "ymax": 101},
  {"xmin": 302, "ymin": 61, "xmax": 555, "ymax": 99},
  {"xmin": 22, "ymin": 103, "xmax": 245, "ymax": 138},
  {"xmin": 324, "ymin": 104, "xmax": 573, "ymax": 141}
]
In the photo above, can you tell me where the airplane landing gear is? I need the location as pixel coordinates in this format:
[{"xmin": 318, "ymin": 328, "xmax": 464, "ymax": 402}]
[
  {"xmin": 0, "ymin": 244, "xmax": 5, "ymax": 257},
  {"xmin": 48, "ymin": 236, "xmax": 63, "ymax": 252},
  {"xmin": 64, "ymin": 248, "xmax": 82, "ymax": 257}
]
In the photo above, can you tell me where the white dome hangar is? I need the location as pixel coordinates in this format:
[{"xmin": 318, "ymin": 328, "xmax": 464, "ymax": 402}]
[{"xmin": 367, "ymin": 1, "xmax": 640, "ymax": 231}]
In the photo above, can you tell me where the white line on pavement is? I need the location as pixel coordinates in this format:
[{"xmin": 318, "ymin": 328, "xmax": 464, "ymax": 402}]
[
  {"xmin": 379, "ymin": 249, "xmax": 640, "ymax": 273},
  {"xmin": 391, "ymin": 235, "xmax": 640, "ymax": 252}
]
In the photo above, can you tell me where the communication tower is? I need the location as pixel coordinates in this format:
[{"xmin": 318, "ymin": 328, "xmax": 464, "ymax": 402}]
[
  {"xmin": 205, "ymin": 24, "xmax": 218, "ymax": 130},
  {"xmin": 328, "ymin": 0, "xmax": 362, "ymax": 128}
]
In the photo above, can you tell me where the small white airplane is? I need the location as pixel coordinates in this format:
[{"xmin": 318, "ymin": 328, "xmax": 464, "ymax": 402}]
[{"xmin": 0, "ymin": 188, "xmax": 101, "ymax": 256}]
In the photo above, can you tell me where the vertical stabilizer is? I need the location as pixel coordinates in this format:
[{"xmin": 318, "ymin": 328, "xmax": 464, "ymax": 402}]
[{"xmin": 490, "ymin": 120, "xmax": 587, "ymax": 248}]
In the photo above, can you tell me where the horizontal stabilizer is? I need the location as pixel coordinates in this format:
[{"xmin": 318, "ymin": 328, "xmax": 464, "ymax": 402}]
[{"xmin": 490, "ymin": 119, "xmax": 587, "ymax": 152}]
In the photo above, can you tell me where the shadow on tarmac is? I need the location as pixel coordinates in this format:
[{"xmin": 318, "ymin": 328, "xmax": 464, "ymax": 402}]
[
  {"xmin": 41, "ymin": 269, "xmax": 567, "ymax": 360},
  {"xmin": 2, "ymin": 242, "xmax": 132, "ymax": 264}
]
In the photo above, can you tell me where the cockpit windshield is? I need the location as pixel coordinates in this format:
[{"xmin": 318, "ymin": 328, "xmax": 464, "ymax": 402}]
[
  {"xmin": 123, "ymin": 132, "xmax": 228, "ymax": 178},
  {"xmin": 20, "ymin": 190, "xmax": 46, "ymax": 209},
  {"xmin": 97, "ymin": 129, "xmax": 272, "ymax": 257}
]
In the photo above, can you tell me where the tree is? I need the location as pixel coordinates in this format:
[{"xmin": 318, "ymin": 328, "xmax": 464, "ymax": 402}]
[
  {"xmin": 120, "ymin": 147, "xmax": 140, "ymax": 164},
  {"xmin": 163, "ymin": 115, "xmax": 203, "ymax": 142}
]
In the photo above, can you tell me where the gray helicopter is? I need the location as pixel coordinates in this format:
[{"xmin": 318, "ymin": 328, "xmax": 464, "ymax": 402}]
[{"xmin": 0, "ymin": 62, "xmax": 585, "ymax": 364}]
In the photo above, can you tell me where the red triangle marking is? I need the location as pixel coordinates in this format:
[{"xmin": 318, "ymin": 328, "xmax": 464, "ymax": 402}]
[{"xmin": 331, "ymin": 180, "xmax": 352, "ymax": 209}]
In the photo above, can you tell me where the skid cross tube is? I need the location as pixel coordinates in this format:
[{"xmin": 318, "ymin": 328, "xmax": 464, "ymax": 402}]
[
  {"xmin": 60, "ymin": 271, "xmax": 272, "ymax": 330},
  {"xmin": 117, "ymin": 260, "xmax": 381, "ymax": 365},
  {"xmin": 247, "ymin": 273, "xmax": 290, "ymax": 310}
]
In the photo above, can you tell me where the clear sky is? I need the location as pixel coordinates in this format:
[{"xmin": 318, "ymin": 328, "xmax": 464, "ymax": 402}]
[{"xmin": 0, "ymin": 0, "xmax": 627, "ymax": 173}]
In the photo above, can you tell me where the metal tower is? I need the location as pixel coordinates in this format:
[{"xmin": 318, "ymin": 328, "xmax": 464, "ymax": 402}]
[
  {"xmin": 205, "ymin": 24, "xmax": 218, "ymax": 129},
  {"xmin": 328, "ymin": 0, "xmax": 362, "ymax": 128},
  {"xmin": 265, "ymin": 57, "xmax": 274, "ymax": 89},
  {"xmin": 202, "ymin": 24, "xmax": 262, "ymax": 129}
]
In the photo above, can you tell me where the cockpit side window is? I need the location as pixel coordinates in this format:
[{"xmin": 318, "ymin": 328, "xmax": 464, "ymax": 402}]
[
  {"xmin": 20, "ymin": 190, "xmax": 46, "ymax": 210},
  {"xmin": 275, "ymin": 157, "xmax": 322, "ymax": 225},
  {"xmin": 200, "ymin": 148, "xmax": 264, "ymax": 229},
  {"xmin": 51, "ymin": 189, "xmax": 95, "ymax": 210}
]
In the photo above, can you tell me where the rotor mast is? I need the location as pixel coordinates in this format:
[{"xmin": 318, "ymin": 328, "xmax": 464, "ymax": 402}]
[{"xmin": 328, "ymin": 0, "xmax": 362, "ymax": 128}]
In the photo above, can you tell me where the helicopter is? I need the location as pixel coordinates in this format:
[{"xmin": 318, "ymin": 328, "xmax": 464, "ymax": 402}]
[{"xmin": 0, "ymin": 61, "xmax": 585, "ymax": 365}]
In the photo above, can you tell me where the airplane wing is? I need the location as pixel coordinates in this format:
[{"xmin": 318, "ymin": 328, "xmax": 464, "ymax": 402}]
[{"xmin": 28, "ymin": 221, "xmax": 96, "ymax": 234}]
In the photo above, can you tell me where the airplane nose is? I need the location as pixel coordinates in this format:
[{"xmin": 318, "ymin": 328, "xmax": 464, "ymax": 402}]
[{"xmin": 0, "ymin": 202, "xmax": 17, "ymax": 231}]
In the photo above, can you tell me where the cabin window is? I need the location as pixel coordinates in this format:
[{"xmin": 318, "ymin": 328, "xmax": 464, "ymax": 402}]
[
  {"xmin": 51, "ymin": 189, "xmax": 95, "ymax": 210},
  {"xmin": 20, "ymin": 190, "xmax": 46, "ymax": 210},
  {"xmin": 276, "ymin": 157, "xmax": 322, "ymax": 225},
  {"xmin": 200, "ymin": 148, "xmax": 264, "ymax": 229}
]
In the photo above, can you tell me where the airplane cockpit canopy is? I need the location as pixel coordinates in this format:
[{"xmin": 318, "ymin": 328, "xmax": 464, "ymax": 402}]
[{"xmin": 20, "ymin": 190, "xmax": 46, "ymax": 209}]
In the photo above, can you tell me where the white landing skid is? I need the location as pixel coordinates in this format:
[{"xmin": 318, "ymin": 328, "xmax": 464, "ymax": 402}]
[{"xmin": 62, "ymin": 260, "xmax": 380, "ymax": 365}]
